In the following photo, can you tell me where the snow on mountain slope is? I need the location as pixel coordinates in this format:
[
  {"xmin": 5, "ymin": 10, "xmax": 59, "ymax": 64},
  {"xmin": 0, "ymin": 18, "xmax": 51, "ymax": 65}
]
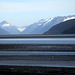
[
  {"xmin": 0, "ymin": 15, "xmax": 75, "ymax": 34},
  {"xmin": 0, "ymin": 22, "xmax": 9, "ymax": 35},
  {"xmin": 22, "ymin": 18, "xmax": 49, "ymax": 34},
  {"xmin": 44, "ymin": 19, "xmax": 75, "ymax": 35},
  {"xmin": 0, "ymin": 21, "xmax": 20, "ymax": 34},
  {"xmin": 1, "ymin": 21, "xmax": 11, "ymax": 27},
  {"xmin": 43, "ymin": 18, "xmax": 53, "ymax": 27},
  {"xmin": 2, "ymin": 24, "xmax": 10, "ymax": 27},
  {"xmin": 29, "ymin": 17, "xmax": 67, "ymax": 34},
  {"xmin": 64, "ymin": 17, "xmax": 75, "ymax": 22},
  {"xmin": 17, "ymin": 27, "xmax": 26, "ymax": 32},
  {"xmin": 22, "ymin": 15, "xmax": 75, "ymax": 34}
]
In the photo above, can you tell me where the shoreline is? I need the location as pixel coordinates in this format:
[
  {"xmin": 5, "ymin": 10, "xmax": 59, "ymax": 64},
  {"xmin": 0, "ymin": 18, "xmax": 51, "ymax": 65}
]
[
  {"xmin": 0, "ymin": 34, "xmax": 75, "ymax": 38},
  {"xmin": 0, "ymin": 65, "xmax": 75, "ymax": 75}
]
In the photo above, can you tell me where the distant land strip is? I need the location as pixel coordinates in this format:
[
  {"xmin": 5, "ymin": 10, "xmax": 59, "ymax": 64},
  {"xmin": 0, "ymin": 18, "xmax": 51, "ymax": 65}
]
[{"xmin": 0, "ymin": 34, "xmax": 75, "ymax": 38}]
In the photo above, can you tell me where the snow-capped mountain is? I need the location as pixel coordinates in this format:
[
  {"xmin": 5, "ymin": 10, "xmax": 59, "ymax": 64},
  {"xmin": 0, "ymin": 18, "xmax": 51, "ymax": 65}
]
[
  {"xmin": 22, "ymin": 18, "xmax": 49, "ymax": 34},
  {"xmin": 22, "ymin": 15, "xmax": 75, "ymax": 34},
  {"xmin": 0, "ymin": 21, "xmax": 20, "ymax": 34},
  {"xmin": 44, "ymin": 19, "xmax": 75, "ymax": 34},
  {"xmin": 0, "ymin": 27, "xmax": 9, "ymax": 35},
  {"xmin": 0, "ymin": 15, "xmax": 75, "ymax": 35}
]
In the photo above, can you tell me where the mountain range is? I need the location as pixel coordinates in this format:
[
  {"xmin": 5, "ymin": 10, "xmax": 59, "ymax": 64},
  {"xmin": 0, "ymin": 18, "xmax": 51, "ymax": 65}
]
[
  {"xmin": 22, "ymin": 15, "xmax": 75, "ymax": 34},
  {"xmin": 0, "ymin": 15, "xmax": 75, "ymax": 35}
]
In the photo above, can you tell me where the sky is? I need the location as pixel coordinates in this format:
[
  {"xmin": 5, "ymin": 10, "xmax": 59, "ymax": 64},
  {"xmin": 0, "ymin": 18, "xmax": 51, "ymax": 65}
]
[{"xmin": 0, "ymin": 0, "xmax": 75, "ymax": 27}]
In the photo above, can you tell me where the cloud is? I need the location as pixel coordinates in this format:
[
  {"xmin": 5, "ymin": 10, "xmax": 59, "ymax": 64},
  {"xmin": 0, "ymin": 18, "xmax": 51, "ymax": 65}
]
[{"xmin": 0, "ymin": 1, "xmax": 75, "ymax": 13}]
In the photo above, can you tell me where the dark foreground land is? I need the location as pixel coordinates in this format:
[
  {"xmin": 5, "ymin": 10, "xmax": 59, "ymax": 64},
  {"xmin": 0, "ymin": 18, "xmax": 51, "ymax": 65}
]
[{"xmin": 0, "ymin": 65, "xmax": 75, "ymax": 75}]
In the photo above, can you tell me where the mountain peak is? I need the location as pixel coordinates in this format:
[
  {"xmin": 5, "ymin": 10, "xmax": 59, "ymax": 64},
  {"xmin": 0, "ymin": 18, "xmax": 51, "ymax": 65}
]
[
  {"xmin": 0, "ymin": 20, "xmax": 11, "ymax": 27},
  {"xmin": 1, "ymin": 21, "xmax": 9, "ymax": 25},
  {"xmin": 39, "ymin": 18, "xmax": 48, "ymax": 22}
]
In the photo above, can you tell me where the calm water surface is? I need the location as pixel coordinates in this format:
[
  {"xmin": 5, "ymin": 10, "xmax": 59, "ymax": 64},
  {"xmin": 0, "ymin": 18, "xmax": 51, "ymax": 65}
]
[{"xmin": 0, "ymin": 38, "xmax": 75, "ymax": 44}]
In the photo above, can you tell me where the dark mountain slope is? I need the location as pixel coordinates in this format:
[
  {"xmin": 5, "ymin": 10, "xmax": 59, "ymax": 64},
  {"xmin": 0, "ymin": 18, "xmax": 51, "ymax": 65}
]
[
  {"xmin": 63, "ymin": 26, "xmax": 75, "ymax": 34},
  {"xmin": 44, "ymin": 19, "xmax": 75, "ymax": 35}
]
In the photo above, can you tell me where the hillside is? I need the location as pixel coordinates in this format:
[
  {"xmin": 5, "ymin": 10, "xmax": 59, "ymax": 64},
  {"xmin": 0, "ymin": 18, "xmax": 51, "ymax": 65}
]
[
  {"xmin": 63, "ymin": 26, "xmax": 75, "ymax": 34},
  {"xmin": 44, "ymin": 19, "xmax": 75, "ymax": 35},
  {"xmin": 0, "ymin": 27, "xmax": 9, "ymax": 35}
]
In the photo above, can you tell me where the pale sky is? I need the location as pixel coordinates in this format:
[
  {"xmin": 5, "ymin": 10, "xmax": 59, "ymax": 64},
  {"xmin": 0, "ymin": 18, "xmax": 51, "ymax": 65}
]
[{"xmin": 0, "ymin": 0, "xmax": 75, "ymax": 27}]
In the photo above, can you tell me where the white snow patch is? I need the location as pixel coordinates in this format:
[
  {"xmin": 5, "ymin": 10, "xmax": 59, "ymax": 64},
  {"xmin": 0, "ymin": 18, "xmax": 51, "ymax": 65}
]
[
  {"xmin": 2, "ymin": 24, "xmax": 10, "ymax": 27},
  {"xmin": 18, "ymin": 28, "xmax": 26, "ymax": 32},
  {"xmin": 43, "ymin": 18, "xmax": 53, "ymax": 27},
  {"xmin": 64, "ymin": 17, "xmax": 75, "ymax": 22},
  {"xmin": 38, "ymin": 23, "xmax": 42, "ymax": 26},
  {"xmin": 39, "ymin": 18, "xmax": 48, "ymax": 22}
]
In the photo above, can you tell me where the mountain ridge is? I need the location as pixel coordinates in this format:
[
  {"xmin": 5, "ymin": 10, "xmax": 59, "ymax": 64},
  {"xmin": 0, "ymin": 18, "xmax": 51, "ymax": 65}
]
[
  {"xmin": 0, "ymin": 15, "xmax": 75, "ymax": 35},
  {"xmin": 44, "ymin": 19, "xmax": 75, "ymax": 35},
  {"xmin": 22, "ymin": 15, "xmax": 75, "ymax": 34}
]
